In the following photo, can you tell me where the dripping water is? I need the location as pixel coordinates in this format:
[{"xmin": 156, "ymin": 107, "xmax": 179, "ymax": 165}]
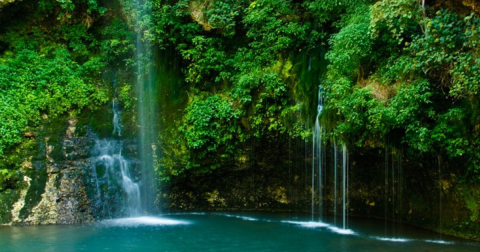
[
  {"xmin": 342, "ymin": 143, "xmax": 348, "ymax": 230},
  {"xmin": 438, "ymin": 154, "xmax": 443, "ymax": 239},
  {"xmin": 346, "ymin": 145, "xmax": 349, "ymax": 228},
  {"xmin": 307, "ymin": 86, "xmax": 350, "ymax": 230},
  {"xmin": 383, "ymin": 145, "xmax": 404, "ymax": 237},
  {"xmin": 334, "ymin": 139, "xmax": 338, "ymax": 226},
  {"xmin": 305, "ymin": 118, "xmax": 309, "ymax": 214},
  {"xmin": 311, "ymin": 86, "xmax": 324, "ymax": 221},
  {"xmin": 392, "ymin": 149, "xmax": 395, "ymax": 232},
  {"xmin": 332, "ymin": 140, "xmax": 349, "ymax": 229},
  {"xmin": 384, "ymin": 145, "xmax": 388, "ymax": 236}
]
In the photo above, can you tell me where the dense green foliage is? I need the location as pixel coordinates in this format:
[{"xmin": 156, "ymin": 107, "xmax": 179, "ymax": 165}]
[
  {"xmin": 151, "ymin": 0, "xmax": 363, "ymax": 177},
  {"xmin": 145, "ymin": 0, "xmax": 480, "ymax": 180},
  {"xmin": 182, "ymin": 95, "xmax": 242, "ymax": 169},
  {"xmin": 324, "ymin": 0, "xmax": 480, "ymax": 174},
  {"xmin": 0, "ymin": 0, "xmax": 134, "ymax": 190},
  {"xmin": 1, "ymin": 0, "xmax": 479, "ymax": 184}
]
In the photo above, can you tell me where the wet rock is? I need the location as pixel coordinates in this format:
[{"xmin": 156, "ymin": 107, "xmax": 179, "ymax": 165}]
[
  {"xmin": 66, "ymin": 118, "xmax": 78, "ymax": 139},
  {"xmin": 8, "ymin": 119, "xmax": 98, "ymax": 225}
]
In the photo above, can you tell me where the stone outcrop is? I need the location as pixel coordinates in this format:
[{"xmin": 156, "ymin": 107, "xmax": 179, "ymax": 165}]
[
  {"xmin": 189, "ymin": 1, "xmax": 213, "ymax": 31},
  {"xmin": 7, "ymin": 118, "xmax": 96, "ymax": 225}
]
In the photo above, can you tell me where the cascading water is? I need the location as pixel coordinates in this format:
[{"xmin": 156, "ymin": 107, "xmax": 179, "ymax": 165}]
[
  {"xmin": 92, "ymin": 140, "xmax": 141, "ymax": 217},
  {"xmin": 90, "ymin": 1, "xmax": 159, "ymax": 220},
  {"xmin": 90, "ymin": 75, "xmax": 142, "ymax": 217}
]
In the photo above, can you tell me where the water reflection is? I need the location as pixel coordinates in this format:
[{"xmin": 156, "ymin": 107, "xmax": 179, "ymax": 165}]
[{"xmin": 1, "ymin": 213, "xmax": 478, "ymax": 252}]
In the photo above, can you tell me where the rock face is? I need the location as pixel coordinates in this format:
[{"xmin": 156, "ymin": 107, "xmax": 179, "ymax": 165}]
[
  {"xmin": 189, "ymin": 1, "xmax": 213, "ymax": 31},
  {"xmin": 7, "ymin": 118, "xmax": 96, "ymax": 225},
  {"xmin": 162, "ymin": 138, "xmax": 312, "ymax": 212},
  {"xmin": 21, "ymin": 167, "xmax": 94, "ymax": 225},
  {"xmin": 1, "ymin": 108, "xmax": 142, "ymax": 225}
]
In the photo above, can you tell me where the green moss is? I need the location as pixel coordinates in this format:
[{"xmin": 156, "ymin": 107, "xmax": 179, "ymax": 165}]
[
  {"xmin": 19, "ymin": 159, "xmax": 48, "ymax": 220},
  {"xmin": 461, "ymin": 186, "xmax": 479, "ymax": 222},
  {"xmin": 0, "ymin": 189, "xmax": 20, "ymax": 223},
  {"xmin": 293, "ymin": 47, "xmax": 328, "ymax": 127}
]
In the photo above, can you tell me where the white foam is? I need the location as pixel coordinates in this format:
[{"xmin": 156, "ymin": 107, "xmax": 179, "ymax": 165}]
[
  {"xmin": 373, "ymin": 236, "xmax": 411, "ymax": 243},
  {"xmin": 424, "ymin": 239, "xmax": 454, "ymax": 245},
  {"xmin": 188, "ymin": 212, "xmax": 206, "ymax": 215},
  {"xmin": 170, "ymin": 212, "xmax": 206, "ymax": 216},
  {"xmin": 282, "ymin": 221, "xmax": 355, "ymax": 235},
  {"xmin": 219, "ymin": 214, "xmax": 259, "ymax": 221},
  {"xmin": 282, "ymin": 221, "xmax": 330, "ymax": 228},
  {"xmin": 100, "ymin": 216, "xmax": 190, "ymax": 227},
  {"xmin": 327, "ymin": 226, "xmax": 356, "ymax": 235}
]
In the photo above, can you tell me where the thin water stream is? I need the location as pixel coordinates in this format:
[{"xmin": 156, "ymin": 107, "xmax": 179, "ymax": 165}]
[
  {"xmin": 311, "ymin": 86, "xmax": 324, "ymax": 221},
  {"xmin": 311, "ymin": 86, "xmax": 349, "ymax": 231}
]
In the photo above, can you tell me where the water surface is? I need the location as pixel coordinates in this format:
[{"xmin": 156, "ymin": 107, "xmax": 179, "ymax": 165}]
[{"xmin": 1, "ymin": 212, "xmax": 478, "ymax": 252}]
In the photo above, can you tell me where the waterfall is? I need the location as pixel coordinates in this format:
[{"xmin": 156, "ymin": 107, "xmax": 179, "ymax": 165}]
[
  {"xmin": 92, "ymin": 140, "xmax": 141, "ymax": 217},
  {"xmin": 90, "ymin": 75, "xmax": 142, "ymax": 217},
  {"xmin": 88, "ymin": 0, "xmax": 159, "ymax": 218},
  {"xmin": 312, "ymin": 86, "xmax": 324, "ymax": 220},
  {"xmin": 310, "ymin": 86, "xmax": 350, "ymax": 230},
  {"xmin": 134, "ymin": 1, "xmax": 158, "ymax": 214},
  {"xmin": 333, "ymin": 142, "xmax": 349, "ymax": 230},
  {"xmin": 112, "ymin": 99, "xmax": 122, "ymax": 137},
  {"xmin": 383, "ymin": 146, "xmax": 404, "ymax": 236},
  {"xmin": 342, "ymin": 143, "xmax": 348, "ymax": 230}
]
